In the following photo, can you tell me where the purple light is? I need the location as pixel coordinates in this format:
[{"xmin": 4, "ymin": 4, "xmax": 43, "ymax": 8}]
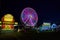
[{"xmin": 21, "ymin": 7, "xmax": 38, "ymax": 27}]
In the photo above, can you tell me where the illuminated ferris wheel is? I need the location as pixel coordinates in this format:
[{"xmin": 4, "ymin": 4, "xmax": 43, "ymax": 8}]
[{"xmin": 21, "ymin": 7, "xmax": 38, "ymax": 27}]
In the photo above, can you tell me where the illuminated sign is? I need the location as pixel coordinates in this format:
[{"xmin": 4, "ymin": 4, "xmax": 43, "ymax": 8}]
[
  {"xmin": 2, "ymin": 21, "xmax": 14, "ymax": 25},
  {"xmin": 42, "ymin": 22, "xmax": 51, "ymax": 27}
]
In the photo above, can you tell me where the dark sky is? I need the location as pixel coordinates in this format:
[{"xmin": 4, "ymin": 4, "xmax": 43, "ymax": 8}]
[{"xmin": 0, "ymin": 0, "xmax": 60, "ymax": 26}]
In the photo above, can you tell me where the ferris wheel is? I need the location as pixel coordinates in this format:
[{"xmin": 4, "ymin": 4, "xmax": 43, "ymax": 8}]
[{"xmin": 21, "ymin": 7, "xmax": 38, "ymax": 27}]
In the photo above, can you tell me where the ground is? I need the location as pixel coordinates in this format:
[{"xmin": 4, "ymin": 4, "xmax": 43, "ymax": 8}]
[{"xmin": 0, "ymin": 30, "xmax": 59, "ymax": 40}]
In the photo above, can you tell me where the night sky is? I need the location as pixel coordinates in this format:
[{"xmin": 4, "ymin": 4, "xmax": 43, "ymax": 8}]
[{"xmin": 0, "ymin": 0, "xmax": 60, "ymax": 26}]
